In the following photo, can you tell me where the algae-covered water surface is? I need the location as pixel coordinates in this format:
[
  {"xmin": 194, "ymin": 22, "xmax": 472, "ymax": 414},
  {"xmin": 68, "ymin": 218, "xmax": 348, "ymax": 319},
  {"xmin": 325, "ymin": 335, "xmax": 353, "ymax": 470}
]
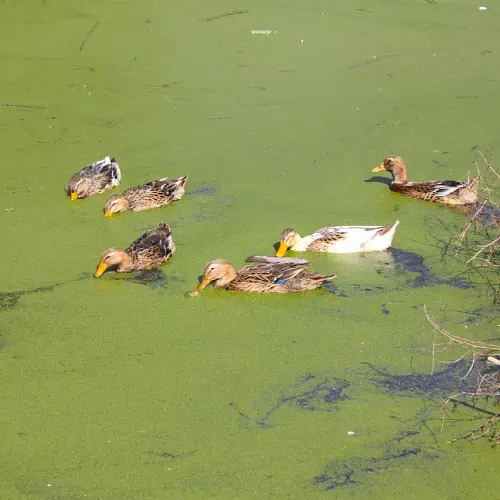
[{"xmin": 1, "ymin": 1, "xmax": 499, "ymax": 498}]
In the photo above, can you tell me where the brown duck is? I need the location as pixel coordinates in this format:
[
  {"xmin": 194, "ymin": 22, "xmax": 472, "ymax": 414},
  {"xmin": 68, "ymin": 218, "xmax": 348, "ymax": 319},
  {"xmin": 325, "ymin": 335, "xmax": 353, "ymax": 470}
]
[
  {"xmin": 372, "ymin": 156, "xmax": 479, "ymax": 205},
  {"xmin": 66, "ymin": 156, "xmax": 121, "ymax": 200},
  {"xmin": 94, "ymin": 222, "xmax": 175, "ymax": 277},
  {"xmin": 189, "ymin": 256, "xmax": 336, "ymax": 295},
  {"xmin": 103, "ymin": 176, "xmax": 187, "ymax": 216}
]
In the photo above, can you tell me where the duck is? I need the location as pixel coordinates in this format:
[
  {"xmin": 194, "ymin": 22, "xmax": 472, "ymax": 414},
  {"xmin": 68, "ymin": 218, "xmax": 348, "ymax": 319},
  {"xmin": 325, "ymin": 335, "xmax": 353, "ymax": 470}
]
[
  {"xmin": 275, "ymin": 222, "xmax": 399, "ymax": 256},
  {"xmin": 94, "ymin": 222, "xmax": 175, "ymax": 277},
  {"xmin": 103, "ymin": 176, "xmax": 188, "ymax": 216},
  {"xmin": 189, "ymin": 255, "xmax": 336, "ymax": 295},
  {"xmin": 372, "ymin": 156, "xmax": 479, "ymax": 205},
  {"xmin": 66, "ymin": 156, "xmax": 121, "ymax": 200}
]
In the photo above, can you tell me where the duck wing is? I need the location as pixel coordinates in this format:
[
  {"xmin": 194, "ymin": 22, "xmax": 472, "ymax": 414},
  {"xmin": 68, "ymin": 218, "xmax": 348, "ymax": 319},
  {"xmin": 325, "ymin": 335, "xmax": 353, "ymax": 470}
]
[
  {"xmin": 80, "ymin": 156, "xmax": 121, "ymax": 186},
  {"xmin": 123, "ymin": 176, "xmax": 187, "ymax": 200},
  {"xmin": 400, "ymin": 180, "xmax": 466, "ymax": 198},
  {"xmin": 238, "ymin": 261, "xmax": 310, "ymax": 285},
  {"xmin": 126, "ymin": 222, "xmax": 175, "ymax": 260}
]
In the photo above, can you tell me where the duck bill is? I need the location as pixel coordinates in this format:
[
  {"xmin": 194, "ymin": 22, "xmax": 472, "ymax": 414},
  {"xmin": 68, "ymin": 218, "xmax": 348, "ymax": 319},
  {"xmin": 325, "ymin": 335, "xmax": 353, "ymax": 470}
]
[
  {"xmin": 94, "ymin": 262, "xmax": 108, "ymax": 278},
  {"xmin": 275, "ymin": 241, "xmax": 289, "ymax": 257},
  {"xmin": 196, "ymin": 275, "xmax": 212, "ymax": 292},
  {"xmin": 104, "ymin": 209, "xmax": 112, "ymax": 217},
  {"xmin": 372, "ymin": 163, "xmax": 386, "ymax": 173},
  {"xmin": 70, "ymin": 192, "xmax": 78, "ymax": 200}
]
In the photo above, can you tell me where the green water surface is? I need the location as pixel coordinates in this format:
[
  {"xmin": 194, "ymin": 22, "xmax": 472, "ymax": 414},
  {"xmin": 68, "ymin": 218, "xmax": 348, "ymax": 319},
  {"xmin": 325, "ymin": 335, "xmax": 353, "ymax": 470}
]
[{"xmin": 1, "ymin": 1, "xmax": 499, "ymax": 498}]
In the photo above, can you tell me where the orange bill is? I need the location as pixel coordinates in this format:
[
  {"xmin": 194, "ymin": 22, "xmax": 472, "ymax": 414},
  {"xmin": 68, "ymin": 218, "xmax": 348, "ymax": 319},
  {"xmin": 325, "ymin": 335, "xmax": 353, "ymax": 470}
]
[
  {"xmin": 371, "ymin": 164, "xmax": 386, "ymax": 173},
  {"xmin": 70, "ymin": 192, "xmax": 78, "ymax": 200},
  {"xmin": 275, "ymin": 241, "xmax": 289, "ymax": 257},
  {"xmin": 104, "ymin": 209, "xmax": 112, "ymax": 217},
  {"xmin": 94, "ymin": 262, "xmax": 108, "ymax": 278},
  {"xmin": 196, "ymin": 275, "xmax": 212, "ymax": 292}
]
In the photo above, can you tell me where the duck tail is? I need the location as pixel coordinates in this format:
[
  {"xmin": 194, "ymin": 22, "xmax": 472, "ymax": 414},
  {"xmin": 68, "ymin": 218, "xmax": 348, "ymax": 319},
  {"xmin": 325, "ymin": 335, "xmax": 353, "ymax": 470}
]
[
  {"xmin": 176, "ymin": 176, "xmax": 188, "ymax": 186},
  {"xmin": 379, "ymin": 220, "xmax": 400, "ymax": 236},
  {"xmin": 319, "ymin": 273, "xmax": 336, "ymax": 283},
  {"xmin": 156, "ymin": 221, "xmax": 172, "ymax": 235}
]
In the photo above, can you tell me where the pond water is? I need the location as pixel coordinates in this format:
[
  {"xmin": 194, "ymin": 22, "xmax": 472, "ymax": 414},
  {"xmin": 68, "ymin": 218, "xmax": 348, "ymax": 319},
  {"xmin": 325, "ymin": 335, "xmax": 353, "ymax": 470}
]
[{"xmin": 1, "ymin": 1, "xmax": 499, "ymax": 498}]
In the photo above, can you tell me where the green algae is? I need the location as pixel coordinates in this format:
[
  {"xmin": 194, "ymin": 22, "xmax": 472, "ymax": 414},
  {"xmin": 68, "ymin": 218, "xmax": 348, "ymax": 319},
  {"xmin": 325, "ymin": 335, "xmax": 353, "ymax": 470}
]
[{"xmin": 0, "ymin": 0, "xmax": 499, "ymax": 498}]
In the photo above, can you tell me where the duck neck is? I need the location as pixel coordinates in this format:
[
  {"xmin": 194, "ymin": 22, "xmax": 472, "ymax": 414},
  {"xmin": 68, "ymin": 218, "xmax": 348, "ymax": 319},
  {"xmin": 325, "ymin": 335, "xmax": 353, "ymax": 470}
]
[
  {"xmin": 116, "ymin": 251, "xmax": 134, "ymax": 272},
  {"xmin": 290, "ymin": 234, "xmax": 307, "ymax": 251},
  {"xmin": 214, "ymin": 267, "xmax": 238, "ymax": 288},
  {"xmin": 390, "ymin": 164, "xmax": 408, "ymax": 183}
]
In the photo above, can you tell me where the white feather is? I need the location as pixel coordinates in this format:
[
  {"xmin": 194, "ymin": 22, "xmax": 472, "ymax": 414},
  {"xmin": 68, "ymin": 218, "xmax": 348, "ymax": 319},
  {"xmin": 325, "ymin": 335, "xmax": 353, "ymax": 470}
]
[{"xmin": 291, "ymin": 222, "xmax": 400, "ymax": 254}]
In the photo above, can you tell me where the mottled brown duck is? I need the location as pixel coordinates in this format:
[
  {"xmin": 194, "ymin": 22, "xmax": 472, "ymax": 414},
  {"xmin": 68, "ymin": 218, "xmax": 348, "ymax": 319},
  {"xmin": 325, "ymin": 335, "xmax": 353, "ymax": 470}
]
[
  {"xmin": 189, "ymin": 256, "xmax": 336, "ymax": 295},
  {"xmin": 372, "ymin": 156, "xmax": 479, "ymax": 205},
  {"xmin": 94, "ymin": 222, "xmax": 175, "ymax": 277},
  {"xmin": 66, "ymin": 156, "xmax": 121, "ymax": 200},
  {"xmin": 103, "ymin": 176, "xmax": 187, "ymax": 216}
]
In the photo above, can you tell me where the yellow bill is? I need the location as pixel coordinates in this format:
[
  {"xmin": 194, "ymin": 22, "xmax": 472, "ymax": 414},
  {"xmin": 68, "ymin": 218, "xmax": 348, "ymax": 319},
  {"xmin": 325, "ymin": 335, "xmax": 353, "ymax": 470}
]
[
  {"xmin": 275, "ymin": 241, "xmax": 289, "ymax": 257},
  {"xmin": 371, "ymin": 164, "xmax": 386, "ymax": 173},
  {"xmin": 196, "ymin": 275, "xmax": 212, "ymax": 292},
  {"xmin": 94, "ymin": 262, "xmax": 108, "ymax": 278},
  {"xmin": 70, "ymin": 192, "xmax": 78, "ymax": 200},
  {"xmin": 104, "ymin": 209, "xmax": 112, "ymax": 217}
]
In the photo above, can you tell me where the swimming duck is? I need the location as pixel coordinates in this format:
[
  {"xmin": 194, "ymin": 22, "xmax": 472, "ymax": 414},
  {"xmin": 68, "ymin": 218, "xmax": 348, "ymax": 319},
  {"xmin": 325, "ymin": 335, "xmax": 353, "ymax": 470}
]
[
  {"xmin": 189, "ymin": 256, "xmax": 336, "ymax": 294},
  {"xmin": 103, "ymin": 177, "xmax": 188, "ymax": 216},
  {"xmin": 66, "ymin": 156, "xmax": 121, "ymax": 200},
  {"xmin": 276, "ymin": 222, "xmax": 399, "ymax": 256},
  {"xmin": 94, "ymin": 222, "xmax": 175, "ymax": 277},
  {"xmin": 372, "ymin": 156, "xmax": 479, "ymax": 205}
]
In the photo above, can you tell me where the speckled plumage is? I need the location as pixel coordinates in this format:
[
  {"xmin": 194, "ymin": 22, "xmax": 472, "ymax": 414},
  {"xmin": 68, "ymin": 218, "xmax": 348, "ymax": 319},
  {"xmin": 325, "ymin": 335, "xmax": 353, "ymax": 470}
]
[
  {"xmin": 193, "ymin": 256, "xmax": 336, "ymax": 294},
  {"xmin": 104, "ymin": 176, "xmax": 187, "ymax": 215},
  {"xmin": 66, "ymin": 156, "xmax": 121, "ymax": 199},
  {"xmin": 94, "ymin": 222, "xmax": 175, "ymax": 277},
  {"xmin": 373, "ymin": 156, "xmax": 479, "ymax": 205}
]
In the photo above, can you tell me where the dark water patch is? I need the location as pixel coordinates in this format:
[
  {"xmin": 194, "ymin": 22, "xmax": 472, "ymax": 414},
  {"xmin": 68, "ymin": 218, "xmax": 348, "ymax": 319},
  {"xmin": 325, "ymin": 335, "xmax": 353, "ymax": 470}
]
[
  {"xmin": 129, "ymin": 270, "xmax": 185, "ymax": 289},
  {"xmin": 130, "ymin": 269, "xmax": 168, "ymax": 289},
  {"xmin": 323, "ymin": 248, "xmax": 473, "ymax": 298},
  {"xmin": 313, "ymin": 448, "xmax": 423, "ymax": 491},
  {"xmin": 231, "ymin": 372, "xmax": 350, "ymax": 428},
  {"xmin": 364, "ymin": 176, "xmax": 395, "ymax": 187},
  {"xmin": 390, "ymin": 248, "xmax": 473, "ymax": 289},
  {"xmin": 313, "ymin": 416, "xmax": 438, "ymax": 491},
  {"xmin": 0, "ymin": 270, "xmax": 170, "ymax": 311},
  {"xmin": 366, "ymin": 359, "xmax": 495, "ymax": 398},
  {"xmin": 465, "ymin": 202, "xmax": 500, "ymax": 228},
  {"xmin": 444, "ymin": 305, "xmax": 499, "ymax": 325},
  {"xmin": 323, "ymin": 283, "xmax": 385, "ymax": 297},
  {"xmin": 0, "ymin": 284, "xmax": 59, "ymax": 311},
  {"xmin": 189, "ymin": 182, "xmax": 219, "ymax": 197},
  {"xmin": 192, "ymin": 195, "xmax": 236, "ymax": 223}
]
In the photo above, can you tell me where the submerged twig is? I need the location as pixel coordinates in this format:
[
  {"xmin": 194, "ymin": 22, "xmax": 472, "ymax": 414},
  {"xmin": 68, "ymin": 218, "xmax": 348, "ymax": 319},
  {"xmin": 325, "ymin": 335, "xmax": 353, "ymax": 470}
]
[
  {"xmin": 425, "ymin": 305, "xmax": 500, "ymax": 445},
  {"xmin": 200, "ymin": 10, "xmax": 249, "ymax": 22},
  {"xmin": 79, "ymin": 21, "xmax": 100, "ymax": 51},
  {"xmin": 0, "ymin": 104, "xmax": 46, "ymax": 109}
]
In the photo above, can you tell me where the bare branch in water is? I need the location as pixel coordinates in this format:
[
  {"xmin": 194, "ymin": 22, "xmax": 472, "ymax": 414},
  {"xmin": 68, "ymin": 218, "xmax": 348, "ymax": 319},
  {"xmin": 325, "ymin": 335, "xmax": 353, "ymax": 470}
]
[{"xmin": 79, "ymin": 21, "xmax": 100, "ymax": 51}]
